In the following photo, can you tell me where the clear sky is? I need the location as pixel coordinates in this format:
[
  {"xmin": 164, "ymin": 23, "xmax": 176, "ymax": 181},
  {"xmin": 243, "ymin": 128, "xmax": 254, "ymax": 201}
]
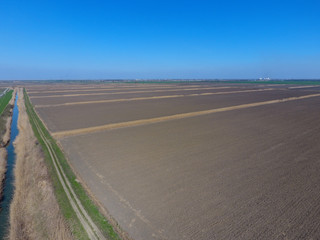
[{"xmin": 0, "ymin": 0, "xmax": 319, "ymax": 80}]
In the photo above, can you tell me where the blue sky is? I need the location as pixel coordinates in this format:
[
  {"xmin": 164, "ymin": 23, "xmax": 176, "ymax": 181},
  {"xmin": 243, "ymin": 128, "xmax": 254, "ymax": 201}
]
[{"xmin": 0, "ymin": 0, "xmax": 319, "ymax": 80}]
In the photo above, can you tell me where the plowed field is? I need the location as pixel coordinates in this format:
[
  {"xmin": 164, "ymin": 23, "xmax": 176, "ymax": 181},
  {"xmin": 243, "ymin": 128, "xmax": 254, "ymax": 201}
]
[{"xmin": 26, "ymin": 83, "xmax": 320, "ymax": 240}]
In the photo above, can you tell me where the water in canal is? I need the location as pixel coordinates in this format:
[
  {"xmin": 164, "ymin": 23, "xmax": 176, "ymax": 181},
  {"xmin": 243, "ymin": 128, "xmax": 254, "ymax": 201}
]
[{"xmin": 0, "ymin": 93, "xmax": 19, "ymax": 239}]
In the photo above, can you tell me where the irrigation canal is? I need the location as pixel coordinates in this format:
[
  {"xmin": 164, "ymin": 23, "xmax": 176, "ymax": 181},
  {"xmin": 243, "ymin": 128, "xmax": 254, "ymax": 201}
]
[{"xmin": 0, "ymin": 93, "xmax": 19, "ymax": 239}]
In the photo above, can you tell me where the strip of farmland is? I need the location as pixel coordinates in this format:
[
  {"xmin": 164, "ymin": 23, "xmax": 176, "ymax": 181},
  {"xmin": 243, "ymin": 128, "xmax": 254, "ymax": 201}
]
[
  {"xmin": 26, "ymin": 84, "xmax": 203, "ymax": 92},
  {"xmin": 28, "ymin": 87, "xmax": 253, "ymax": 105},
  {"xmin": 34, "ymin": 89, "xmax": 320, "ymax": 132},
  {"xmin": 28, "ymin": 86, "xmax": 236, "ymax": 98},
  {"xmin": 52, "ymin": 92, "xmax": 320, "ymax": 138},
  {"xmin": 27, "ymin": 84, "xmax": 208, "ymax": 94},
  {"xmin": 35, "ymin": 88, "xmax": 275, "ymax": 108}
]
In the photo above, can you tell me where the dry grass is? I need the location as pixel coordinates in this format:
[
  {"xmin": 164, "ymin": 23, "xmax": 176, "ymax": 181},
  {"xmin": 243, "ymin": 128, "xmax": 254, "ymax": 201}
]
[
  {"xmin": 8, "ymin": 89, "xmax": 16, "ymax": 105},
  {"xmin": 9, "ymin": 88, "xmax": 73, "ymax": 240},
  {"xmin": 1, "ymin": 110, "xmax": 13, "ymax": 147},
  {"xmin": 0, "ymin": 148, "xmax": 7, "ymax": 200}
]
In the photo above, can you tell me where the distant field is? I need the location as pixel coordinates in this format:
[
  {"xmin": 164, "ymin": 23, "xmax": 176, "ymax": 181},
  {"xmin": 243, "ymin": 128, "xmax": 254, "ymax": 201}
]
[{"xmin": 26, "ymin": 82, "xmax": 320, "ymax": 240}]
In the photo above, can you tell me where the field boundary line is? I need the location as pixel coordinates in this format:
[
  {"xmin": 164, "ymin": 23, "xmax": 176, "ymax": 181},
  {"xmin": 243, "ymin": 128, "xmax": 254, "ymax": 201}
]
[
  {"xmin": 35, "ymin": 88, "xmax": 275, "ymax": 108},
  {"xmin": 53, "ymin": 93, "xmax": 320, "ymax": 138},
  {"xmin": 288, "ymin": 85, "xmax": 319, "ymax": 89}
]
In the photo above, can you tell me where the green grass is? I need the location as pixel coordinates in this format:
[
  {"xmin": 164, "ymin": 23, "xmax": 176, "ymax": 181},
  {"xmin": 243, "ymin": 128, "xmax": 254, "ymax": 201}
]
[
  {"xmin": 0, "ymin": 90, "xmax": 13, "ymax": 116},
  {"xmin": 24, "ymin": 89, "xmax": 121, "ymax": 240}
]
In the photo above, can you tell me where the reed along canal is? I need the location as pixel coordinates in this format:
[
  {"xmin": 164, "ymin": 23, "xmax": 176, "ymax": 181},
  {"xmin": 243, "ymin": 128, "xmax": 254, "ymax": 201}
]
[{"xmin": 0, "ymin": 93, "xmax": 19, "ymax": 239}]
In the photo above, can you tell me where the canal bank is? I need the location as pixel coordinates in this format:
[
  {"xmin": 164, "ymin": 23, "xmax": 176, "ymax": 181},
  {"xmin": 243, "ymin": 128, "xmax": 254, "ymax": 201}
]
[{"xmin": 0, "ymin": 92, "xmax": 18, "ymax": 239}]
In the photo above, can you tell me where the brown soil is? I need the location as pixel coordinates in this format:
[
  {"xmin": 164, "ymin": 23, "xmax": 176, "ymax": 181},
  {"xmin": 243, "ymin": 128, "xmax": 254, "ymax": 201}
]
[
  {"xmin": 29, "ymin": 87, "xmax": 249, "ymax": 106},
  {"xmin": 35, "ymin": 89, "xmax": 318, "ymax": 133},
  {"xmin": 60, "ymin": 95, "xmax": 320, "ymax": 240},
  {"xmin": 52, "ymin": 92, "xmax": 320, "ymax": 138},
  {"xmin": 27, "ymin": 84, "xmax": 206, "ymax": 94},
  {"xmin": 27, "ymin": 83, "xmax": 320, "ymax": 240},
  {"xmin": 36, "ymin": 88, "xmax": 274, "ymax": 108},
  {"xmin": 29, "ymin": 86, "xmax": 234, "ymax": 98}
]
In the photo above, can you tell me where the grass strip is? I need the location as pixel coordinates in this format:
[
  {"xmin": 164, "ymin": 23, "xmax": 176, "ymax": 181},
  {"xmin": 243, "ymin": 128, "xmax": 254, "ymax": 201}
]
[
  {"xmin": 24, "ymin": 88, "xmax": 121, "ymax": 240},
  {"xmin": 0, "ymin": 90, "xmax": 13, "ymax": 116}
]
